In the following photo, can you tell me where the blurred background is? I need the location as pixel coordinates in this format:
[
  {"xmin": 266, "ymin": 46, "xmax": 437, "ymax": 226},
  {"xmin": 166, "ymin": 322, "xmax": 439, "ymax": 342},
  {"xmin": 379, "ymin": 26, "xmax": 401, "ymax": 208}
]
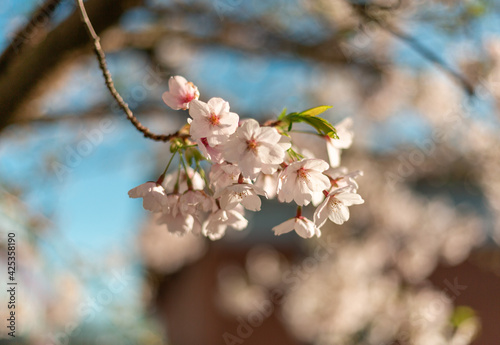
[{"xmin": 1, "ymin": 0, "xmax": 500, "ymax": 344}]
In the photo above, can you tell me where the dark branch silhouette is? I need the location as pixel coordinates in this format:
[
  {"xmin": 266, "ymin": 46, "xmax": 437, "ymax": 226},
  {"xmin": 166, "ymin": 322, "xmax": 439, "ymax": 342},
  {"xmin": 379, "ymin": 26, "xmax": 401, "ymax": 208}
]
[
  {"xmin": 350, "ymin": 1, "xmax": 475, "ymax": 96},
  {"xmin": 76, "ymin": 0, "xmax": 183, "ymax": 142},
  {"xmin": 0, "ymin": 0, "xmax": 143, "ymax": 132},
  {"xmin": 0, "ymin": 0, "xmax": 63, "ymax": 75},
  {"xmin": 0, "ymin": 0, "xmax": 477, "ymax": 134}
]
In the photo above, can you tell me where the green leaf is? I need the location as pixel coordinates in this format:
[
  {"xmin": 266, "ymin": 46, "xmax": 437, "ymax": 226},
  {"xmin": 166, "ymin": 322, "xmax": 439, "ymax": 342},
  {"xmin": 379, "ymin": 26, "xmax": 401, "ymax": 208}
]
[
  {"xmin": 285, "ymin": 113, "xmax": 338, "ymax": 139},
  {"xmin": 451, "ymin": 306, "xmax": 476, "ymax": 327},
  {"xmin": 327, "ymin": 131, "xmax": 339, "ymax": 139},
  {"xmin": 299, "ymin": 105, "xmax": 332, "ymax": 117},
  {"xmin": 278, "ymin": 108, "xmax": 288, "ymax": 120},
  {"xmin": 287, "ymin": 148, "xmax": 304, "ymax": 160}
]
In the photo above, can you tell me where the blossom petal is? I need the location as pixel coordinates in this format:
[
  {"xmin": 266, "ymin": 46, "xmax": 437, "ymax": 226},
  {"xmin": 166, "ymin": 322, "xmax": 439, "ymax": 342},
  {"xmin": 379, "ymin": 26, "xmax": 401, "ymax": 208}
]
[
  {"xmin": 328, "ymin": 202, "xmax": 350, "ymax": 225},
  {"xmin": 219, "ymin": 190, "xmax": 241, "ymax": 210},
  {"xmin": 336, "ymin": 192, "xmax": 364, "ymax": 206},
  {"xmin": 314, "ymin": 198, "xmax": 330, "ymax": 228},
  {"xmin": 303, "ymin": 158, "xmax": 329, "ymax": 172},
  {"xmin": 294, "ymin": 218, "xmax": 318, "ymax": 239},
  {"xmin": 162, "ymin": 92, "xmax": 182, "ymax": 110},
  {"xmin": 168, "ymin": 75, "xmax": 188, "ymax": 94},
  {"xmin": 258, "ymin": 142, "xmax": 285, "ymax": 165},
  {"xmin": 333, "ymin": 117, "xmax": 353, "ymax": 149},
  {"xmin": 240, "ymin": 194, "xmax": 262, "ymax": 211},
  {"xmin": 278, "ymin": 135, "xmax": 292, "ymax": 151},
  {"xmin": 238, "ymin": 119, "xmax": 260, "ymax": 140},
  {"xmin": 189, "ymin": 99, "xmax": 209, "ymax": 119},
  {"xmin": 226, "ymin": 208, "xmax": 248, "ymax": 230},
  {"xmin": 326, "ymin": 142, "xmax": 341, "ymax": 168},
  {"xmin": 305, "ymin": 171, "xmax": 330, "ymax": 192},
  {"xmin": 255, "ymin": 126, "xmax": 281, "ymax": 144},
  {"xmin": 273, "ymin": 218, "xmax": 295, "ymax": 236},
  {"xmin": 208, "ymin": 97, "xmax": 229, "ymax": 116}
]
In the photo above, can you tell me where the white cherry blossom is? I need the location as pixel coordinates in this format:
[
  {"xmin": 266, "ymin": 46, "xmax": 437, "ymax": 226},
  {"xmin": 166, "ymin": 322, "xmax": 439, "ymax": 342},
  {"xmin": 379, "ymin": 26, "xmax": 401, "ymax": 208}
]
[
  {"xmin": 164, "ymin": 194, "xmax": 181, "ymax": 215},
  {"xmin": 179, "ymin": 190, "xmax": 215, "ymax": 215},
  {"xmin": 326, "ymin": 117, "xmax": 353, "ymax": 167},
  {"xmin": 255, "ymin": 172, "xmax": 279, "ymax": 199},
  {"xmin": 162, "ymin": 76, "xmax": 199, "ymax": 110},
  {"xmin": 273, "ymin": 216, "xmax": 321, "ymax": 239},
  {"xmin": 163, "ymin": 167, "xmax": 205, "ymax": 193},
  {"xmin": 157, "ymin": 194, "xmax": 201, "ymax": 235},
  {"xmin": 196, "ymin": 138, "xmax": 224, "ymax": 163},
  {"xmin": 261, "ymin": 135, "xmax": 292, "ymax": 175},
  {"xmin": 135, "ymin": 78, "xmax": 364, "ymax": 241},
  {"xmin": 128, "ymin": 182, "xmax": 167, "ymax": 212},
  {"xmin": 157, "ymin": 210, "xmax": 199, "ymax": 235},
  {"xmin": 224, "ymin": 119, "xmax": 288, "ymax": 179},
  {"xmin": 203, "ymin": 205, "xmax": 248, "ymax": 240},
  {"xmin": 189, "ymin": 98, "xmax": 239, "ymax": 146},
  {"xmin": 215, "ymin": 183, "xmax": 267, "ymax": 211},
  {"xmin": 277, "ymin": 158, "xmax": 330, "ymax": 206},
  {"xmin": 314, "ymin": 187, "xmax": 364, "ymax": 227},
  {"xmin": 324, "ymin": 167, "xmax": 363, "ymax": 191},
  {"xmin": 209, "ymin": 163, "xmax": 243, "ymax": 193},
  {"xmin": 310, "ymin": 168, "xmax": 363, "ymax": 206}
]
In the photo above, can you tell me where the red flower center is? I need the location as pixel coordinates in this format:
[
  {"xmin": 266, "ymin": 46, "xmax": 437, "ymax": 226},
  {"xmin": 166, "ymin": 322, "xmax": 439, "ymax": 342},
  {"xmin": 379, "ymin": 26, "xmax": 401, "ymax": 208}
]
[
  {"xmin": 246, "ymin": 138, "xmax": 258, "ymax": 151},
  {"xmin": 298, "ymin": 167, "xmax": 308, "ymax": 179},
  {"xmin": 182, "ymin": 94, "xmax": 194, "ymax": 103},
  {"xmin": 208, "ymin": 112, "xmax": 220, "ymax": 125}
]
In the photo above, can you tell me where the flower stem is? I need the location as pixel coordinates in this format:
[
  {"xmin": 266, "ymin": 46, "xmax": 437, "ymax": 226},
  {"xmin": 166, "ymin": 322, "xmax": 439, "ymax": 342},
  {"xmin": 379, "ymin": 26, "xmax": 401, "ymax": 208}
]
[
  {"xmin": 157, "ymin": 150, "xmax": 177, "ymax": 184},
  {"xmin": 296, "ymin": 206, "xmax": 302, "ymax": 218},
  {"xmin": 180, "ymin": 152, "xmax": 193, "ymax": 190},
  {"xmin": 174, "ymin": 162, "xmax": 181, "ymax": 194},
  {"xmin": 196, "ymin": 160, "xmax": 213, "ymax": 195}
]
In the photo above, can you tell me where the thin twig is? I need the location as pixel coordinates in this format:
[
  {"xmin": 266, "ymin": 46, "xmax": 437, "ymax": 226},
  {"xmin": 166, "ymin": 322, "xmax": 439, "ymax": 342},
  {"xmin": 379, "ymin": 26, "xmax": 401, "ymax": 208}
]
[
  {"xmin": 350, "ymin": 2, "xmax": 475, "ymax": 96},
  {"xmin": 386, "ymin": 26, "xmax": 475, "ymax": 96},
  {"xmin": 76, "ymin": 0, "xmax": 182, "ymax": 142}
]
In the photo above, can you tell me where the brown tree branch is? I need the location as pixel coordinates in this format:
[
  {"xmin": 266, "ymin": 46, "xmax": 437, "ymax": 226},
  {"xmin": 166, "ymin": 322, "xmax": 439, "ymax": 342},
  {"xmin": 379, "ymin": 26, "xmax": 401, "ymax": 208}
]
[
  {"xmin": 0, "ymin": 1, "xmax": 379, "ymax": 133},
  {"xmin": 152, "ymin": 4, "xmax": 363, "ymax": 67},
  {"xmin": 76, "ymin": 0, "xmax": 182, "ymax": 142},
  {"xmin": 112, "ymin": 25, "xmax": 377, "ymax": 69},
  {"xmin": 349, "ymin": 2, "xmax": 475, "ymax": 96},
  {"xmin": 0, "ymin": 0, "xmax": 143, "ymax": 133},
  {"xmin": 0, "ymin": 0, "xmax": 62, "ymax": 75}
]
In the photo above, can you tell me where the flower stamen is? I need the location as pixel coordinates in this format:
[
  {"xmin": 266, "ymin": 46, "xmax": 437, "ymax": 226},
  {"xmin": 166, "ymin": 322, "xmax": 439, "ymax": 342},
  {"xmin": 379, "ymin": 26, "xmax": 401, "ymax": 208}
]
[
  {"xmin": 298, "ymin": 167, "xmax": 309, "ymax": 180},
  {"xmin": 208, "ymin": 112, "xmax": 220, "ymax": 125},
  {"xmin": 247, "ymin": 138, "xmax": 259, "ymax": 152}
]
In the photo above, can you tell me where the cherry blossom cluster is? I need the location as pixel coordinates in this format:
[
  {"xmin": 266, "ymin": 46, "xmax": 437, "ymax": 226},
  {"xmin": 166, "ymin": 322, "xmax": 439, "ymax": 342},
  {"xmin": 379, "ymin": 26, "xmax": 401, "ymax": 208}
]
[{"xmin": 129, "ymin": 76, "xmax": 364, "ymax": 240}]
